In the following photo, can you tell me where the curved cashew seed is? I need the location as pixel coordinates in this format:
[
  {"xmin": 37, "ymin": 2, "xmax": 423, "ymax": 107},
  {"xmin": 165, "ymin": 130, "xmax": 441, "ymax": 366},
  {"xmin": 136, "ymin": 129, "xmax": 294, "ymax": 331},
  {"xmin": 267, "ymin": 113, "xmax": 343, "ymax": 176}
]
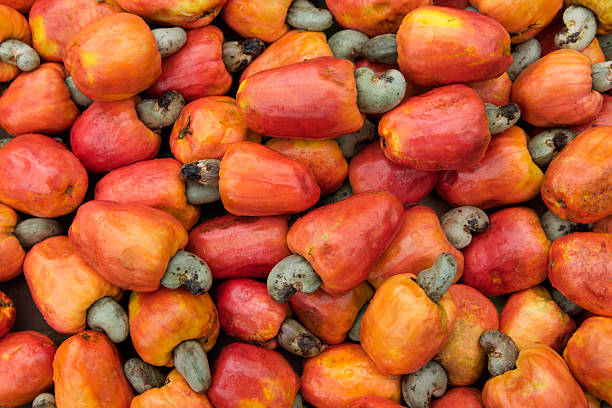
[
  {"xmin": 161, "ymin": 251, "xmax": 213, "ymax": 295},
  {"xmin": 335, "ymin": 119, "xmax": 377, "ymax": 158},
  {"xmin": 361, "ymin": 34, "xmax": 398, "ymax": 65},
  {"xmin": 555, "ymin": 6, "xmax": 597, "ymax": 51},
  {"xmin": 286, "ymin": 0, "xmax": 333, "ymax": 31},
  {"xmin": 440, "ymin": 206, "xmax": 489, "ymax": 249},
  {"xmin": 318, "ymin": 182, "xmax": 353, "ymax": 207},
  {"xmin": 527, "ymin": 128, "xmax": 576, "ymax": 167},
  {"xmin": 32, "ymin": 393, "xmax": 56, "ymax": 408},
  {"xmin": 179, "ymin": 159, "xmax": 220, "ymax": 188},
  {"xmin": 507, "ymin": 38, "xmax": 541, "ymax": 81},
  {"xmin": 540, "ymin": 210, "xmax": 591, "ymax": 242},
  {"xmin": 13, "ymin": 218, "xmax": 62, "ymax": 248},
  {"xmin": 464, "ymin": 6, "xmax": 479, "ymax": 13},
  {"xmin": 136, "ymin": 90, "xmax": 185, "ymax": 130},
  {"xmin": 65, "ymin": 77, "xmax": 93, "ymax": 108},
  {"xmin": 152, "ymin": 27, "xmax": 187, "ymax": 58},
  {"xmin": 173, "ymin": 340, "xmax": 211, "ymax": 393},
  {"xmin": 222, "ymin": 38, "xmax": 266, "ymax": 72},
  {"xmin": 592, "ymin": 61, "xmax": 612, "ymax": 93},
  {"xmin": 328, "ymin": 29, "xmax": 369, "ymax": 61},
  {"xmin": 292, "ymin": 392, "xmax": 306, "ymax": 408},
  {"xmin": 267, "ymin": 254, "xmax": 322, "ymax": 303},
  {"xmin": 402, "ymin": 361, "xmax": 448, "ymax": 408},
  {"xmin": 356, "ymin": 67, "xmax": 406, "ymax": 114},
  {"xmin": 185, "ymin": 180, "xmax": 220, "ymax": 205},
  {"xmin": 0, "ymin": 39, "xmax": 40, "ymax": 72},
  {"xmin": 277, "ymin": 318, "xmax": 326, "ymax": 357},
  {"xmin": 124, "ymin": 358, "xmax": 166, "ymax": 394},
  {"xmin": 485, "ymin": 103, "xmax": 521, "ymax": 135},
  {"xmin": 86, "ymin": 297, "xmax": 129, "ymax": 343},
  {"xmin": 551, "ymin": 288, "xmax": 585, "ymax": 317},
  {"xmin": 480, "ymin": 330, "xmax": 519, "ymax": 376},
  {"xmin": 599, "ymin": 34, "xmax": 612, "ymax": 60},
  {"xmin": 348, "ymin": 301, "xmax": 369, "ymax": 342},
  {"xmin": 416, "ymin": 253, "xmax": 457, "ymax": 303}
]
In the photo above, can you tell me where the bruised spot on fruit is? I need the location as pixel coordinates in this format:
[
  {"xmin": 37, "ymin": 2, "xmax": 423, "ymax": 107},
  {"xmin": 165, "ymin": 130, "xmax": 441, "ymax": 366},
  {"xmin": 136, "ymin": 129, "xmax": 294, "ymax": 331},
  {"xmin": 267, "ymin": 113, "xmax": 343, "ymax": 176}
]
[
  {"xmin": 178, "ymin": 115, "xmax": 193, "ymax": 140},
  {"xmin": 65, "ymin": 185, "xmax": 73, "ymax": 195}
]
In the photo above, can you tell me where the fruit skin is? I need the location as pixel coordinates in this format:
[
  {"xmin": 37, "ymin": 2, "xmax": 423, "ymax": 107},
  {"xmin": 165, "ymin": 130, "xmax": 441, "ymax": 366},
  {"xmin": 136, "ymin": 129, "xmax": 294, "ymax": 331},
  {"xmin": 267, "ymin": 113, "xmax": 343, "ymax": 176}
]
[
  {"xmin": 0, "ymin": 203, "xmax": 25, "ymax": 282},
  {"xmin": 222, "ymin": 0, "xmax": 292, "ymax": 43},
  {"xmin": 68, "ymin": 200, "xmax": 188, "ymax": 292},
  {"xmin": 0, "ymin": 134, "xmax": 88, "ymax": 218},
  {"xmin": 207, "ymin": 342, "xmax": 300, "ymax": 408},
  {"xmin": 129, "ymin": 287, "xmax": 219, "ymax": 367},
  {"xmin": 94, "ymin": 158, "xmax": 200, "ymax": 230},
  {"xmin": 349, "ymin": 141, "xmax": 438, "ymax": 205},
  {"xmin": 541, "ymin": 126, "xmax": 612, "ymax": 224},
  {"xmin": 216, "ymin": 278, "xmax": 290, "ymax": 343},
  {"xmin": 113, "ymin": 0, "xmax": 227, "ymax": 28},
  {"xmin": 29, "ymin": 0, "xmax": 121, "ymax": 62},
  {"xmin": 379, "ymin": 84, "xmax": 490, "ymax": 171},
  {"xmin": 431, "ymin": 387, "xmax": 484, "ymax": 408},
  {"xmin": 325, "ymin": 0, "xmax": 432, "ymax": 37},
  {"xmin": 187, "ymin": 214, "xmax": 290, "ymax": 279},
  {"xmin": 130, "ymin": 369, "xmax": 214, "ymax": 408},
  {"xmin": 53, "ymin": 331, "xmax": 134, "ymax": 408},
  {"xmin": 397, "ymin": 6, "xmax": 512, "ymax": 86},
  {"xmin": 499, "ymin": 286, "xmax": 576, "ymax": 352},
  {"xmin": 0, "ymin": 290, "xmax": 16, "ymax": 338},
  {"xmin": 170, "ymin": 96, "xmax": 247, "ymax": 163},
  {"xmin": 288, "ymin": 191, "xmax": 404, "ymax": 295},
  {"xmin": 482, "ymin": 343, "xmax": 587, "ymax": 408},
  {"xmin": 593, "ymin": 215, "xmax": 612, "ymax": 233},
  {"xmin": 360, "ymin": 272, "xmax": 457, "ymax": 375},
  {"xmin": 64, "ymin": 13, "xmax": 161, "ymax": 101},
  {"xmin": 349, "ymin": 396, "xmax": 404, "ymax": 408},
  {"xmin": 289, "ymin": 282, "xmax": 374, "ymax": 344},
  {"xmin": 549, "ymin": 232, "xmax": 612, "ymax": 317},
  {"xmin": 571, "ymin": 95, "xmax": 612, "ymax": 135},
  {"xmin": 564, "ymin": 316, "xmax": 612, "ymax": 404},
  {"xmin": 511, "ymin": 50, "xmax": 603, "ymax": 127},
  {"xmin": 461, "ymin": 207, "xmax": 551, "ymax": 297},
  {"xmin": 0, "ymin": 4, "xmax": 32, "ymax": 82},
  {"xmin": 237, "ymin": 57, "xmax": 364, "ymax": 140},
  {"xmin": 24, "ymin": 236, "xmax": 122, "ymax": 334},
  {"xmin": 301, "ymin": 343, "xmax": 401, "ymax": 408},
  {"xmin": 0, "ymin": 63, "xmax": 79, "ymax": 136},
  {"xmin": 219, "ymin": 142, "xmax": 321, "ymax": 216},
  {"xmin": 0, "ymin": 331, "xmax": 55, "ymax": 407},
  {"xmin": 368, "ymin": 205, "xmax": 464, "ymax": 289},
  {"xmin": 467, "ymin": 73, "xmax": 512, "ymax": 106},
  {"xmin": 437, "ymin": 126, "xmax": 544, "ymax": 209},
  {"xmin": 148, "ymin": 25, "xmax": 231, "ymax": 102},
  {"xmin": 0, "ymin": 0, "xmax": 36, "ymax": 13},
  {"xmin": 435, "ymin": 284, "xmax": 499, "ymax": 386}
]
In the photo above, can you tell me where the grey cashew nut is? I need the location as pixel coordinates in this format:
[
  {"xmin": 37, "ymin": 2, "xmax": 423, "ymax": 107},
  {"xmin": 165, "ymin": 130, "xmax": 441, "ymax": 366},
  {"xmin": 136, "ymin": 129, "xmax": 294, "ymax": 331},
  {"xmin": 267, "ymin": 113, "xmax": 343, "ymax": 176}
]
[
  {"xmin": 356, "ymin": 67, "xmax": 406, "ymax": 114},
  {"xmin": 361, "ymin": 34, "xmax": 398, "ymax": 65},
  {"xmin": 555, "ymin": 6, "xmax": 597, "ymax": 51},
  {"xmin": 86, "ymin": 297, "xmax": 129, "ymax": 343},
  {"xmin": 267, "ymin": 254, "xmax": 322, "ymax": 303},
  {"xmin": 335, "ymin": 119, "xmax": 377, "ymax": 159},
  {"xmin": 32, "ymin": 393, "xmax": 56, "ymax": 408},
  {"xmin": 328, "ymin": 29, "xmax": 369, "ymax": 62},
  {"xmin": 0, "ymin": 137, "xmax": 12, "ymax": 148},
  {"xmin": 551, "ymin": 288, "xmax": 585, "ymax": 317},
  {"xmin": 599, "ymin": 34, "xmax": 612, "ymax": 60},
  {"xmin": 222, "ymin": 38, "xmax": 266, "ymax": 73},
  {"xmin": 440, "ymin": 206, "xmax": 489, "ymax": 250},
  {"xmin": 540, "ymin": 210, "xmax": 591, "ymax": 242},
  {"xmin": 416, "ymin": 253, "xmax": 457, "ymax": 303},
  {"xmin": 592, "ymin": 61, "xmax": 612, "ymax": 93},
  {"xmin": 402, "ymin": 361, "xmax": 448, "ymax": 408},
  {"xmin": 152, "ymin": 27, "xmax": 187, "ymax": 58},
  {"xmin": 65, "ymin": 76, "xmax": 93, "ymax": 108},
  {"xmin": 485, "ymin": 103, "xmax": 521, "ymax": 135},
  {"xmin": 185, "ymin": 180, "xmax": 220, "ymax": 205},
  {"xmin": 286, "ymin": 0, "xmax": 333, "ymax": 31},
  {"xmin": 0, "ymin": 39, "xmax": 40, "ymax": 72},
  {"xmin": 292, "ymin": 392, "xmax": 306, "ymax": 408},
  {"xmin": 348, "ymin": 301, "xmax": 369, "ymax": 342},
  {"xmin": 180, "ymin": 159, "xmax": 220, "ymax": 188},
  {"xmin": 479, "ymin": 330, "xmax": 519, "ymax": 377},
  {"xmin": 124, "ymin": 358, "xmax": 166, "ymax": 394},
  {"xmin": 161, "ymin": 251, "xmax": 213, "ymax": 295},
  {"xmin": 464, "ymin": 6, "xmax": 479, "ymax": 13},
  {"xmin": 173, "ymin": 340, "xmax": 211, "ymax": 393},
  {"xmin": 318, "ymin": 182, "xmax": 353, "ymax": 207},
  {"xmin": 14, "ymin": 218, "xmax": 62, "ymax": 248},
  {"xmin": 527, "ymin": 128, "xmax": 576, "ymax": 168},
  {"xmin": 136, "ymin": 90, "xmax": 185, "ymax": 130},
  {"xmin": 507, "ymin": 38, "xmax": 541, "ymax": 81},
  {"xmin": 277, "ymin": 318, "xmax": 326, "ymax": 357}
]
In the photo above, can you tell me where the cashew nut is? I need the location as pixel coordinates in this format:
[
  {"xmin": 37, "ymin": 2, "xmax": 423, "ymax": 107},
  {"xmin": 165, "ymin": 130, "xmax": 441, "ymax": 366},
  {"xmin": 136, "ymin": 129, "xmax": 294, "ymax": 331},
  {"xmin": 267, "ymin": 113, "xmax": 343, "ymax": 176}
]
[
  {"xmin": 124, "ymin": 358, "xmax": 166, "ymax": 394},
  {"xmin": 0, "ymin": 39, "xmax": 40, "ymax": 72},
  {"xmin": 293, "ymin": 393, "xmax": 306, "ymax": 408},
  {"xmin": 485, "ymin": 103, "xmax": 521, "ymax": 135},
  {"xmin": 86, "ymin": 297, "xmax": 129, "ymax": 343},
  {"xmin": 32, "ymin": 393, "xmax": 56, "ymax": 408},
  {"xmin": 555, "ymin": 6, "xmax": 597, "ymax": 51},
  {"xmin": 173, "ymin": 340, "xmax": 211, "ymax": 393},
  {"xmin": 328, "ymin": 29, "xmax": 369, "ymax": 61},
  {"xmin": 416, "ymin": 253, "xmax": 457, "ymax": 303},
  {"xmin": 286, "ymin": 0, "xmax": 333, "ymax": 31},
  {"xmin": 599, "ymin": 34, "xmax": 612, "ymax": 60},
  {"xmin": 592, "ymin": 61, "xmax": 612, "ymax": 93},
  {"xmin": 348, "ymin": 301, "xmax": 369, "ymax": 342},
  {"xmin": 551, "ymin": 288, "xmax": 585, "ymax": 317},
  {"xmin": 540, "ymin": 210, "xmax": 591, "ymax": 242},
  {"xmin": 152, "ymin": 27, "xmax": 187, "ymax": 58},
  {"xmin": 355, "ymin": 67, "xmax": 406, "ymax": 114},
  {"xmin": 161, "ymin": 251, "xmax": 213, "ymax": 295},
  {"xmin": 14, "ymin": 218, "xmax": 62, "ymax": 248},
  {"xmin": 180, "ymin": 159, "xmax": 220, "ymax": 188},
  {"xmin": 527, "ymin": 129, "xmax": 576, "ymax": 167},
  {"xmin": 267, "ymin": 254, "xmax": 322, "ymax": 303},
  {"xmin": 335, "ymin": 119, "xmax": 377, "ymax": 158},
  {"xmin": 185, "ymin": 180, "xmax": 220, "ymax": 205},
  {"xmin": 65, "ymin": 76, "xmax": 93, "ymax": 108},
  {"xmin": 277, "ymin": 318, "xmax": 326, "ymax": 357},
  {"xmin": 440, "ymin": 206, "xmax": 489, "ymax": 249},
  {"xmin": 361, "ymin": 34, "xmax": 398, "ymax": 65},
  {"xmin": 402, "ymin": 361, "xmax": 448, "ymax": 408},
  {"xmin": 222, "ymin": 38, "xmax": 266, "ymax": 72},
  {"xmin": 136, "ymin": 90, "xmax": 185, "ymax": 130},
  {"xmin": 480, "ymin": 330, "xmax": 519, "ymax": 377},
  {"xmin": 507, "ymin": 38, "xmax": 541, "ymax": 81}
]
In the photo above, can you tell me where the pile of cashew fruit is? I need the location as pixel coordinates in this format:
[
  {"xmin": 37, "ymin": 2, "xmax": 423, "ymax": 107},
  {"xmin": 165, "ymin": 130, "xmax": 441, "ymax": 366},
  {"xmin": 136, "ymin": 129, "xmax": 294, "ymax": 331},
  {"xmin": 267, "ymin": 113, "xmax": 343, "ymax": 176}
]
[{"xmin": 0, "ymin": 0, "xmax": 610, "ymax": 407}]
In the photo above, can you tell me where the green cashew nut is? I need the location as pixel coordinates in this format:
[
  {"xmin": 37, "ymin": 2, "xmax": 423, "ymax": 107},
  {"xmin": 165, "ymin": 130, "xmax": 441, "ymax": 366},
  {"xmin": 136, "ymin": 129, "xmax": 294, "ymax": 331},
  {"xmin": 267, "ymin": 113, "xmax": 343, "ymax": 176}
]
[
  {"xmin": 124, "ymin": 358, "xmax": 166, "ymax": 394},
  {"xmin": 355, "ymin": 67, "xmax": 406, "ymax": 114},
  {"xmin": 136, "ymin": 90, "xmax": 185, "ymax": 130},
  {"xmin": 361, "ymin": 34, "xmax": 398, "ymax": 65},
  {"xmin": 152, "ymin": 27, "xmax": 187, "ymax": 58},
  {"xmin": 480, "ymin": 330, "xmax": 519, "ymax": 376},
  {"xmin": 161, "ymin": 251, "xmax": 213, "ymax": 295},
  {"xmin": 173, "ymin": 340, "xmax": 211, "ymax": 393},
  {"xmin": 416, "ymin": 253, "xmax": 457, "ymax": 303},
  {"xmin": 86, "ymin": 297, "xmax": 129, "ymax": 343},
  {"xmin": 14, "ymin": 218, "xmax": 62, "ymax": 248},
  {"xmin": 267, "ymin": 254, "xmax": 322, "ymax": 303},
  {"xmin": 402, "ymin": 361, "xmax": 448, "ymax": 408},
  {"xmin": 328, "ymin": 29, "xmax": 369, "ymax": 62},
  {"xmin": 277, "ymin": 318, "xmax": 326, "ymax": 357}
]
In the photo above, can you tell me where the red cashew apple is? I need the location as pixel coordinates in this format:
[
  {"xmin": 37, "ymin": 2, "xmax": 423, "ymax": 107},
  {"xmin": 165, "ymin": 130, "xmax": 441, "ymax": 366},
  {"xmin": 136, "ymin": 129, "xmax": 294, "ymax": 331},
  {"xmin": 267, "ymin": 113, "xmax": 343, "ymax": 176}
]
[
  {"xmin": 222, "ymin": 0, "xmax": 292, "ymax": 43},
  {"xmin": 130, "ymin": 369, "xmax": 214, "ymax": 408},
  {"xmin": 431, "ymin": 387, "xmax": 484, "ymax": 408},
  {"xmin": 113, "ymin": 0, "xmax": 227, "ymax": 28},
  {"xmin": 0, "ymin": 203, "xmax": 25, "ymax": 282}
]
